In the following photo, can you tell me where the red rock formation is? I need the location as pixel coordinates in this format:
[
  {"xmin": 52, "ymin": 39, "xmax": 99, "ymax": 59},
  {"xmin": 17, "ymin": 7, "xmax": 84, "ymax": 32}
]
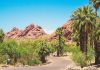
[
  {"xmin": 5, "ymin": 20, "xmax": 73, "ymax": 40},
  {"xmin": 5, "ymin": 24, "xmax": 46, "ymax": 39},
  {"xmin": 49, "ymin": 20, "xmax": 72, "ymax": 41}
]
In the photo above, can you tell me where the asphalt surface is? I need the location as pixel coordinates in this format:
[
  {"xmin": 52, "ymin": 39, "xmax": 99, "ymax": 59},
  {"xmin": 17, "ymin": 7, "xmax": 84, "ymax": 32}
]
[{"xmin": 2, "ymin": 56, "xmax": 72, "ymax": 70}]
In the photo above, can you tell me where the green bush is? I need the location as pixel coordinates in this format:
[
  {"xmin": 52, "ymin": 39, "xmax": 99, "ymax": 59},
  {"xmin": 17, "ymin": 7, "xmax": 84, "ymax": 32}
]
[
  {"xmin": 27, "ymin": 59, "xmax": 41, "ymax": 66},
  {"xmin": 0, "ymin": 39, "xmax": 41, "ymax": 65},
  {"xmin": 86, "ymin": 46, "xmax": 95, "ymax": 65},
  {"xmin": 0, "ymin": 55, "xmax": 6, "ymax": 64},
  {"xmin": 37, "ymin": 40, "xmax": 50, "ymax": 63},
  {"xmin": 71, "ymin": 46, "xmax": 95, "ymax": 68},
  {"xmin": 63, "ymin": 43, "xmax": 76, "ymax": 53},
  {"xmin": 71, "ymin": 47, "xmax": 86, "ymax": 68},
  {"xmin": 0, "ymin": 38, "xmax": 56, "ymax": 65}
]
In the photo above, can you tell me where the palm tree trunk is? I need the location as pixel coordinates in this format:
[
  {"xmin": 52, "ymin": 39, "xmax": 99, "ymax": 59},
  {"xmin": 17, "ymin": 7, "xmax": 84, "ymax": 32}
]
[
  {"xmin": 84, "ymin": 31, "xmax": 88, "ymax": 56},
  {"xmin": 57, "ymin": 35, "xmax": 61, "ymax": 57},
  {"xmin": 57, "ymin": 48, "xmax": 60, "ymax": 57},
  {"xmin": 80, "ymin": 28, "xmax": 84, "ymax": 52},
  {"xmin": 41, "ymin": 56, "xmax": 46, "ymax": 63}
]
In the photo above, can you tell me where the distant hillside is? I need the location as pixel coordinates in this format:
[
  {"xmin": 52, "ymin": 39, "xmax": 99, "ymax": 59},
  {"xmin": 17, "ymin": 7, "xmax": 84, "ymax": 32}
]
[
  {"xmin": 5, "ymin": 20, "xmax": 74, "ymax": 41},
  {"xmin": 5, "ymin": 24, "xmax": 46, "ymax": 39}
]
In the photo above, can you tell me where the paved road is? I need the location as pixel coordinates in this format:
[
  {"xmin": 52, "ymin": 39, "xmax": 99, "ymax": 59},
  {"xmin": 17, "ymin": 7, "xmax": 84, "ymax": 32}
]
[{"xmin": 2, "ymin": 56, "xmax": 72, "ymax": 70}]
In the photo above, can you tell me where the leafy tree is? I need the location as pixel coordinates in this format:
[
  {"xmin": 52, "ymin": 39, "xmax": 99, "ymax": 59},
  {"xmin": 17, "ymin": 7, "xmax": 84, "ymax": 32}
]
[
  {"xmin": 71, "ymin": 6, "xmax": 96, "ymax": 55},
  {"xmin": 37, "ymin": 40, "xmax": 50, "ymax": 63},
  {"xmin": 0, "ymin": 39, "xmax": 19, "ymax": 65}
]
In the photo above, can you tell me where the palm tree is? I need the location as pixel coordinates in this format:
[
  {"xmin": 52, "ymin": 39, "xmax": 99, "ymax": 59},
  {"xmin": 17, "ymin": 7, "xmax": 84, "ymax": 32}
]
[
  {"xmin": 56, "ymin": 28, "xmax": 64, "ymax": 56},
  {"xmin": 72, "ymin": 6, "xmax": 96, "ymax": 55},
  {"xmin": 0, "ymin": 29, "xmax": 4, "ymax": 43},
  {"xmin": 94, "ymin": 20, "xmax": 100, "ymax": 64},
  {"xmin": 90, "ymin": 0, "xmax": 100, "ymax": 16}
]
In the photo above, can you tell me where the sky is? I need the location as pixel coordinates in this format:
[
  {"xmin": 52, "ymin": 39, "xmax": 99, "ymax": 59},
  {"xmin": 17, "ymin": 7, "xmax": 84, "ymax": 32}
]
[{"xmin": 0, "ymin": 0, "xmax": 90, "ymax": 34}]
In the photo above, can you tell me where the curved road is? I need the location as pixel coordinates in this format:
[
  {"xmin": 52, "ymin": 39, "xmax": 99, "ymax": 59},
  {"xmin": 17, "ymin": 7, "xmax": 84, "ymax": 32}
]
[{"xmin": 2, "ymin": 56, "xmax": 72, "ymax": 70}]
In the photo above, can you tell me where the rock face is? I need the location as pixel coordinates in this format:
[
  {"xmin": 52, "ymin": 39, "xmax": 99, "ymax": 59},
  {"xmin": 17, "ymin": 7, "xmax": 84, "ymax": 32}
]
[
  {"xmin": 49, "ymin": 20, "xmax": 72, "ymax": 41},
  {"xmin": 5, "ymin": 24, "xmax": 46, "ymax": 39},
  {"xmin": 5, "ymin": 20, "xmax": 73, "ymax": 40}
]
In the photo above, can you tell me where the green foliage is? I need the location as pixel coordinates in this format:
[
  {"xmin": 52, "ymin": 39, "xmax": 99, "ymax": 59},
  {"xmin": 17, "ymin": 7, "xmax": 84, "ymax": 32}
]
[
  {"xmin": 71, "ymin": 47, "xmax": 86, "ymax": 68},
  {"xmin": 0, "ymin": 38, "xmax": 52, "ymax": 65},
  {"xmin": 55, "ymin": 28, "xmax": 65, "ymax": 56},
  {"xmin": 48, "ymin": 40, "xmax": 57, "ymax": 53},
  {"xmin": 63, "ymin": 43, "xmax": 76, "ymax": 53},
  {"xmin": 0, "ymin": 39, "xmax": 21, "ymax": 64},
  {"xmin": 86, "ymin": 46, "xmax": 95, "ymax": 64},
  {"xmin": 70, "ymin": 46, "xmax": 95, "ymax": 68},
  {"xmin": 63, "ymin": 43, "xmax": 94, "ymax": 67},
  {"xmin": 0, "ymin": 29, "xmax": 4, "ymax": 43},
  {"xmin": 27, "ymin": 59, "xmax": 41, "ymax": 66},
  {"xmin": 36, "ymin": 40, "xmax": 51, "ymax": 63},
  {"xmin": 38, "ymin": 41, "xmax": 50, "ymax": 57},
  {"xmin": 95, "ymin": 21, "xmax": 100, "ymax": 40},
  {"xmin": 56, "ymin": 28, "xmax": 63, "ymax": 36}
]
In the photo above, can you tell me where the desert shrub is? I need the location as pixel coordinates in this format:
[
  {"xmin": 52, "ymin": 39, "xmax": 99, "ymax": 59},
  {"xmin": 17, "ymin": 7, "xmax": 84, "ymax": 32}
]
[
  {"xmin": 0, "ymin": 39, "xmax": 20, "ymax": 65},
  {"xmin": 86, "ymin": 46, "xmax": 95, "ymax": 65},
  {"xmin": 71, "ymin": 46, "xmax": 95, "ymax": 68},
  {"xmin": 0, "ymin": 39, "xmax": 41, "ymax": 65},
  {"xmin": 48, "ymin": 40, "xmax": 57, "ymax": 53},
  {"xmin": 63, "ymin": 43, "xmax": 76, "ymax": 53},
  {"xmin": 71, "ymin": 47, "xmax": 86, "ymax": 68},
  {"xmin": 27, "ymin": 59, "xmax": 41, "ymax": 66},
  {"xmin": 0, "ymin": 38, "xmax": 55, "ymax": 65},
  {"xmin": 0, "ymin": 55, "xmax": 6, "ymax": 64},
  {"xmin": 17, "ymin": 40, "xmax": 39, "ymax": 65}
]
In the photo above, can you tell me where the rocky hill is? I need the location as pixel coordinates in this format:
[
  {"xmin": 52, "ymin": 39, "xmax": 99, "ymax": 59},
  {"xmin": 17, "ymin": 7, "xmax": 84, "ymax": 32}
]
[
  {"xmin": 5, "ymin": 24, "xmax": 46, "ymax": 39},
  {"xmin": 5, "ymin": 20, "xmax": 72, "ymax": 40}
]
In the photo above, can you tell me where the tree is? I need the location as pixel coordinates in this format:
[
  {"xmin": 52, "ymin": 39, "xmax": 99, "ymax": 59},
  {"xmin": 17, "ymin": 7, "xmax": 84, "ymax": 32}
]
[
  {"xmin": 37, "ymin": 40, "xmax": 50, "ymax": 63},
  {"xmin": 0, "ymin": 29, "xmax": 4, "ymax": 43},
  {"xmin": 90, "ymin": 0, "xmax": 100, "ymax": 16},
  {"xmin": 0, "ymin": 39, "xmax": 20, "ymax": 65},
  {"xmin": 94, "ymin": 20, "xmax": 100, "ymax": 64},
  {"xmin": 89, "ymin": 0, "xmax": 100, "ymax": 64},
  {"xmin": 72, "ymin": 6, "xmax": 96, "ymax": 55},
  {"xmin": 56, "ymin": 28, "xmax": 65, "ymax": 56}
]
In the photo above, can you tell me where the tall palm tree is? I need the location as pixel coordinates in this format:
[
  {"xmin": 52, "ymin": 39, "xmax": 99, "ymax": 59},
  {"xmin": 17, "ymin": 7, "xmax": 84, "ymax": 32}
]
[
  {"xmin": 90, "ymin": 0, "xmax": 100, "ymax": 16},
  {"xmin": 0, "ymin": 29, "xmax": 4, "ymax": 43},
  {"xmin": 56, "ymin": 28, "xmax": 64, "ymax": 56},
  {"xmin": 94, "ymin": 20, "xmax": 100, "ymax": 64},
  {"xmin": 72, "ymin": 6, "xmax": 96, "ymax": 55}
]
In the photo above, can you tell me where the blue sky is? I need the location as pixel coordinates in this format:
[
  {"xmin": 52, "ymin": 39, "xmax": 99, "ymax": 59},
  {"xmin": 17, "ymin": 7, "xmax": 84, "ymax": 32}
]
[{"xmin": 0, "ymin": 0, "xmax": 90, "ymax": 33}]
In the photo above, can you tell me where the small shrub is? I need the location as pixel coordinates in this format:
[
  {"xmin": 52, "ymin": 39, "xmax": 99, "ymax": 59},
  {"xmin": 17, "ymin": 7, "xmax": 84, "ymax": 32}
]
[
  {"xmin": 71, "ymin": 46, "xmax": 95, "ymax": 68},
  {"xmin": 71, "ymin": 48, "xmax": 86, "ymax": 68},
  {"xmin": 37, "ymin": 40, "xmax": 50, "ymax": 63},
  {"xmin": 27, "ymin": 59, "xmax": 41, "ymax": 66}
]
